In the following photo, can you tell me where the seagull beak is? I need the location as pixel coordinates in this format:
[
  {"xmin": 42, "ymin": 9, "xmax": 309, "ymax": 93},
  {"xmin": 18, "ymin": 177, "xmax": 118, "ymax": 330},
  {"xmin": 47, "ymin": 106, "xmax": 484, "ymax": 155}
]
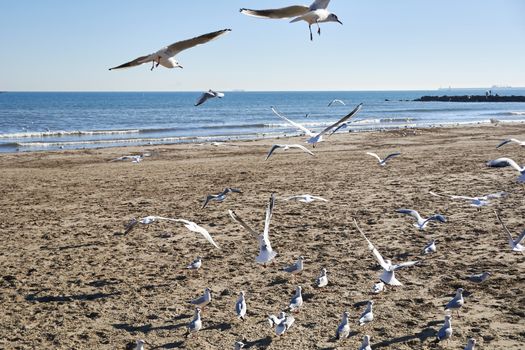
[{"xmin": 179, "ymin": 65, "xmax": 184, "ymax": 69}]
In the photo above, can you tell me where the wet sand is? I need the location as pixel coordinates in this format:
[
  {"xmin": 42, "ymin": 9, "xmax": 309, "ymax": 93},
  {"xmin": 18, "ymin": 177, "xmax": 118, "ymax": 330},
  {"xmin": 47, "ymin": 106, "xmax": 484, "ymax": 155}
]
[{"xmin": 1, "ymin": 124, "xmax": 524, "ymax": 349}]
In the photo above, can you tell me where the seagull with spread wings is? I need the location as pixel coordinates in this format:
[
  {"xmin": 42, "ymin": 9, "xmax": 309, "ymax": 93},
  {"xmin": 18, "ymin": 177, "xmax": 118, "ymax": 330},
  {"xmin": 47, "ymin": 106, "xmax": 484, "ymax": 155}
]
[
  {"xmin": 109, "ymin": 29, "xmax": 231, "ymax": 71},
  {"xmin": 229, "ymin": 194, "xmax": 278, "ymax": 265},
  {"xmin": 396, "ymin": 209, "xmax": 447, "ymax": 231},
  {"xmin": 195, "ymin": 89, "xmax": 225, "ymax": 106},
  {"xmin": 486, "ymin": 157, "xmax": 525, "ymax": 182},
  {"xmin": 284, "ymin": 194, "xmax": 328, "ymax": 203},
  {"xmin": 354, "ymin": 219, "xmax": 419, "ymax": 286},
  {"xmin": 328, "ymin": 99, "xmax": 346, "ymax": 107},
  {"xmin": 366, "ymin": 152, "xmax": 401, "ymax": 167},
  {"xmin": 265, "ymin": 144, "xmax": 315, "ymax": 160},
  {"xmin": 202, "ymin": 187, "xmax": 242, "ymax": 209},
  {"xmin": 271, "ymin": 103, "xmax": 363, "ymax": 147},
  {"xmin": 123, "ymin": 216, "xmax": 219, "ymax": 248},
  {"xmin": 496, "ymin": 138, "xmax": 525, "ymax": 148},
  {"xmin": 429, "ymin": 190, "xmax": 507, "ymax": 208},
  {"xmin": 494, "ymin": 211, "xmax": 525, "ymax": 254}
]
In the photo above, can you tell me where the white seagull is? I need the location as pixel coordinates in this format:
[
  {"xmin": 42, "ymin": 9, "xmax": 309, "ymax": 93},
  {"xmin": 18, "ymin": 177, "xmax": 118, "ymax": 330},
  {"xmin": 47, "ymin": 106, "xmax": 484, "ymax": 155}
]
[
  {"xmin": 464, "ymin": 338, "xmax": 476, "ymax": 350},
  {"xmin": 355, "ymin": 219, "xmax": 419, "ymax": 286},
  {"xmin": 290, "ymin": 9, "xmax": 343, "ymax": 41},
  {"xmin": 467, "ymin": 272, "xmax": 491, "ymax": 284},
  {"xmin": 444, "ymin": 288, "xmax": 464, "ymax": 317},
  {"xmin": 123, "ymin": 216, "xmax": 219, "ymax": 248},
  {"xmin": 371, "ymin": 281, "xmax": 385, "ymax": 294},
  {"xmin": 186, "ymin": 307, "xmax": 202, "ymax": 337},
  {"xmin": 186, "ymin": 256, "xmax": 202, "ymax": 271},
  {"xmin": 133, "ymin": 339, "xmax": 150, "ymax": 350},
  {"xmin": 265, "ymin": 144, "xmax": 314, "ymax": 160},
  {"xmin": 486, "ymin": 157, "xmax": 525, "ymax": 182},
  {"xmin": 358, "ymin": 301, "xmax": 374, "ymax": 326},
  {"xmin": 110, "ymin": 154, "xmax": 147, "ymax": 163},
  {"xmin": 359, "ymin": 335, "xmax": 372, "ymax": 350},
  {"xmin": 315, "ymin": 267, "xmax": 328, "ymax": 288},
  {"xmin": 496, "ymin": 138, "xmax": 525, "ymax": 148},
  {"xmin": 195, "ymin": 89, "xmax": 225, "ymax": 106},
  {"xmin": 109, "ymin": 29, "xmax": 231, "ymax": 71},
  {"xmin": 366, "ymin": 152, "xmax": 401, "ymax": 166},
  {"xmin": 235, "ymin": 291, "xmax": 247, "ymax": 321},
  {"xmin": 284, "ymin": 194, "xmax": 328, "ymax": 203},
  {"xmin": 288, "ymin": 286, "xmax": 303, "ymax": 312},
  {"xmin": 269, "ymin": 311, "xmax": 295, "ymax": 336},
  {"xmin": 423, "ymin": 239, "xmax": 437, "ymax": 254},
  {"xmin": 271, "ymin": 103, "xmax": 363, "ymax": 147},
  {"xmin": 234, "ymin": 341, "xmax": 246, "ymax": 350},
  {"xmin": 190, "ymin": 288, "xmax": 212, "ymax": 309},
  {"xmin": 429, "ymin": 190, "xmax": 507, "ymax": 208},
  {"xmin": 335, "ymin": 311, "xmax": 350, "ymax": 340},
  {"xmin": 395, "ymin": 209, "xmax": 447, "ymax": 230},
  {"xmin": 229, "ymin": 194, "xmax": 278, "ymax": 265},
  {"xmin": 202, "ymin": 187, "xmax": 242, "ymax": 209},
  {"xmin": 436, "ymin": 315, "xmax": 453, "ymax": 343},
  {"xmin": 283, "ymin": 256, "xmax": 304, "ymax": 276},
  {"xmin": 328, "ymin": 99, "xmax": 346, "ymax": 107},
  {"xmin": 494, "ymin": 211, "xmax": 525, "ymax": 253}
]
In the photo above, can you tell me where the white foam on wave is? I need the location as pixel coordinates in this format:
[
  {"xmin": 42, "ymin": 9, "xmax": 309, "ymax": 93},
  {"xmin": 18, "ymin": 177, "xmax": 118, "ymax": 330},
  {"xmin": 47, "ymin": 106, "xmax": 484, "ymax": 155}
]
[{"xmin": 0, "ymin": 129, "xmax": 141, "ymax": 139}]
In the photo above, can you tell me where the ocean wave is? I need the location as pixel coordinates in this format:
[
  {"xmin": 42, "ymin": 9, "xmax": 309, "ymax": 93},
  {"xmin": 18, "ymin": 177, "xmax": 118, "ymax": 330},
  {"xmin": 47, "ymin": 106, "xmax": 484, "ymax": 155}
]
[
  {"xmin": 0, "ymin": 129, "xmax": 141, "ymax": 139},
  {"xmin": 487, "ymin": 111, "xmax": 525, "ymax": 116},
  {"xmin": 352, "ymin": 117, "xmax": 417, "ymax": 125}
]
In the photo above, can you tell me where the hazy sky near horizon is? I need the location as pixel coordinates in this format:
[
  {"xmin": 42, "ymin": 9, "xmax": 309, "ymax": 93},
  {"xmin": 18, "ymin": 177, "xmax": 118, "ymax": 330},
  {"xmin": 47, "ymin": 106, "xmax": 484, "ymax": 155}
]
[{"xmin": 1, "ymin": 0, "xmax": 524, "ymax": 91}]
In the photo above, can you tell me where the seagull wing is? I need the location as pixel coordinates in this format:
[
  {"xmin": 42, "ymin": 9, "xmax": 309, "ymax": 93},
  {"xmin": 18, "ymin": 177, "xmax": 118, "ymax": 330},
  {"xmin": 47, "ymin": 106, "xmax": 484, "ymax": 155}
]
[
  {"xmin": 123, "ymin": 218, "xmax": 139, "ymax": 234},
  {"xmin": 494, "ymin": 210, "xmax": 515, "ymax": 242},
  {"xmin": 392, "ymin": 261, "xmax": 419, "ymax": 270},
  {"xmin": 240, "ymin": 6, "xmax": 310, "ymax": 19},
  {"xmin": 265, "ymin": 145, "xmax": 281, "ymax": 160},
  {"xmin": 195, "ymin": 91, "xmax": 215, "ymax": 106},
  {"xmin": 327, "ymin": 99, "xmax": 345, "ymax": 107},
  {"xmin": 289, "ymin": 144, "xmax": 315, "ymax": 156},
  {"xmin": 503, "ymin": 158, "xmax": 524, "ymax": 173},
  {"xmin": 396, "ymin": 209, "xmax": 423, "ymax": 222},
  {"xmin": 167, "ymin": 29, "xmax": 231, "ymax": 56},
  {"xmin": 310, "ymin": 195, "xmax": 329, "ymax": 202},
  {"xmin": 328, "ymin": 122, "xmax": 349, "ymax": 136},
  {"xmin": 284, "ymin": 195, "xmax": 304, "ymax": 201},
  {"xmin": 383, "ymin": 152, "xmax": 401, "ymax": 162},
  {"xmin": 310, "ymin": 0, "xmax": 331, "ymax": 10},
  {"xmin": 496, "ymin": 139, "xmax": 512, "ymax": 148},
  {"xmin": 316, "ymin": 103, "xmax": 363, "ymax": 137},
  {"xmin": 515, "ymin": 230, "xmax": 525, "ymax": 245},
  {"xmin": 484, "ymin": 191, "xmax": 507, "ymax": 200},
  {"xmin": 366, "ymin": 152, "xmax": 382, "ymax": 162},
  {"xmin": 263, "ymin": 194, "xmax": 276, "ymax": 242},
  {"xmin": 109, "ymin": 54, "xmax": 155, "ymax": 70},
  {"xmin": 271, "ymin": 107, "xmax": 315, "ymax": 136},
  {"xmin": 353, "ymin": 219, "xmax": 390, "ymax": 271},
  {"xmin": 172, "ymin": 219, "xmax": 220, "ymax": 249},
  {"xmin": 202, "ymin": 194, "xmax": 214, "ymax": 209},
  {"xmin": 228, "ymin": 209, "xmax": 258, "ymax": 238}
]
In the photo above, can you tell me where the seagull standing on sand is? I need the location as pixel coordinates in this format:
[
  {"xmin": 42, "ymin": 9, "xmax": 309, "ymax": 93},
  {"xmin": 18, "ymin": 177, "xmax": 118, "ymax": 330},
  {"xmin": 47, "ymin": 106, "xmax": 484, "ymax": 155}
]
[
  {"xmin": 396, "ymin": 209, "xmax": 447, "ymax": 230},
  {"xmin": 235, "ymin": 291, "xmax": 247, "ymax": 321},
  {"xmin": 315, "ymin": 267, "xmax": 328, "ymax": 288},
  {"xmin": 366, "ymin": 152, "xmax": 401, "ymax": 166},
  {"xmin": 423, "ymin": 239, "xmax": 437, "ymax": 254},
  {"xmin": 354, "ymin": 220, "xmax": 419, "ymax": 286},
  {"xmin": 187, "ymin": 308, "xmax": 203, "ymax": 337},
  {"xmin": 358, "ymin": 301, "xmax": 374, "ymax": 326},
  {"xmin": 202, "ymin": 187, "xmax": 242, "ymax": 209},
  {"xmin": 265, "ymin": 144, "xmax": 314, "ymax": 160},
  {"xmin": 284, "ymin": 194, "xmax": 328, "ymax": 203},
  {"xmin": 123, "ymin": 216, "xmax": 220, "ymax": 248},
  {"xmin": 195, "ymin": 90, "xmax": 225, "ymax": 106},
  {"xmin": 133, "ymin": 340, "xmax": 148, "ymax": 350},
  {"xmin": 190, "ymin": 288, "xmax": 212, "ymax": 309},
  {"xmin": 271, "ymin": 103, "xmax": 363, "ymax": 147},
  {"xmin": 283, "ymin": 256, "xmax": 304, "ymax": 277},
  {"xmin": 186, "ymin": 256, "xmax": 202, "ymax": 271},
  {"xmin": 372, "ymin": 281, "xmax": 385, "ymax": 294},
  {"xmin": 359, "ymin": 335, "xmax": 372, "ymax": 350},
  {"xmin": 486, "ymin": 157, "xmax": 525, "ymax": 182},
  {"xmin": 288, "ymin": 286, "xmax": 303, "ymax": 312},
  {"xmin": 445, "ymin": 288, "xmax": 464, "ymax": 317},
  {"xmin": 494, "ymin": 211, "xmax": 525, "ymax": 253},
  {"xmin": 335, "ymin": 311, "xmax": 350, "ymax": 340},
  {"xmin": 467, "ymin": 272, "xmax": 491, "ymax": 284},
  {"xmin": 429, "ymin": 190, "xmax": 507, "ymax": 208},
  {"xmin": 436, "ymin": 315, "xmax": 453, "ymax": 344},
  {"xmin": 229, "ymin": 194, "xmax": 278, "ymax": 265},
  {"xmin": 109, "ymin": 29, "xmax": 231, "ymax": 71},
  {"xmin": 464, "ymin": 338, "xmax": 476, "ymax": 350},
  {"xmin": 328, "ymin": 99, "xmax": 346, "ymax": 107},
  {"xmin": 234, "ymin": 341, "xmax": 245, "ymax": 350},
  {"xmin": 496, "ymin": 138, "xmax": 525, "ymax": 148}
]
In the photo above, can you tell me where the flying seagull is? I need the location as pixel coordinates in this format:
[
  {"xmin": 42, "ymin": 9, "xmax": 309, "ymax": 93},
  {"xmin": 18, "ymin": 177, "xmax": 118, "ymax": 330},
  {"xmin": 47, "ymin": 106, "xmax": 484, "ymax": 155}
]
[
  {"xmin": 354, "ymin": 219, "xmax": 419, "ymax": 286},
  {"xmin": 265, "ymin": 144, "xmax": 314, "ymax": 160},
  {"xmin": 486, "ymin": 157, "xmax": 525, "ymax": 182},
  {"xmin": 284, "ymin": 194, "xmax": 328, "ymax": 203},
  {"xmin": 123, "ymin": 216, "xmax": 219, "ymax": 248},
  {"xmin": 268, "ymin": 311, "xmax": 295, "ymax": 336},
  {"xmin": 229, "ymin": 194, "xmax": 278, "ymax": 265},
  {"xmin": 429, "ymin": 190, "xmax": 507, "ymax": 208},
  {"xmin": 271, "ymin": 103, "xmax": 363, "ymax": 147},
  {"xmin": 366, "ymin": 152, "xmax": 401, "ymax": 166},
  {"xmin": 328, "ymin": 99, "xmax": 346, "ymax": 107},
  {"xmin": 290, "ymin": 9, "xmax": 343, "ymax": 41},
  {"xmin": 496, "ymin": 138, "xmax": 525, "ymax": 148},
  {"xmin": 494, "ymin": 211, "xmax": 525, "ymax": 253},
  {"xmin": 202, "ymin": 187, "xmax": 242, "ymax": 209},
  {"xmin": 109, "ymin": 29, "xmax": 231, "ymax": 71},
  {"xmin": 396, "ymin": 209, "xmax": 447, "ymax": 230},
  {"xmin": 195, "ymin": 89, "xmax": 225, "ymax": 106}
]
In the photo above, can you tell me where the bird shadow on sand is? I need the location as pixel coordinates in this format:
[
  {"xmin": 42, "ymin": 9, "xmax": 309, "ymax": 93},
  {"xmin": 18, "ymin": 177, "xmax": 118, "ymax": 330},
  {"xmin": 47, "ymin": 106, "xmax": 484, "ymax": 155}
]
[
  {"xmin": 372, "ymin": 327, "xmax": 437, "ymax": 348},
  {"xmin": 151, "ymin": 341, "xmax": 185, "ymax": 349},
  {"xmin": 112, "ymin": 321, "xmax": 187, "ymax": 334},
  {"xmin": 26, "ymin": 291, "xmax": 121, "ymax": 303},
  {"xmin": 203, "ymin": 322, "xmax": 232, "ymax": 332},
  {"xmin": 242, "ymin": 336, "xmax": 273, "ymax": 349}
]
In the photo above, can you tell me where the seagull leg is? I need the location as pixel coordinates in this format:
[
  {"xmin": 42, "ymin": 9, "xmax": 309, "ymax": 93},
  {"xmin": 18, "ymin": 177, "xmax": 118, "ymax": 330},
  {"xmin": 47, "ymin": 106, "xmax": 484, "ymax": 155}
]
[
  {"xmin": 150, "ymin": 61, "xmax": 155, "ymax": 71},
  {"xmin": 309, "ymin": 24, "xmax": 313, "ymax": 41},
  {"xmin": 155, "ymin": 57, "xmax": 161, "ymax": 68},
  {"xmin": 317, "ymin": 21, "xmax": 321, "ymax": 36}
]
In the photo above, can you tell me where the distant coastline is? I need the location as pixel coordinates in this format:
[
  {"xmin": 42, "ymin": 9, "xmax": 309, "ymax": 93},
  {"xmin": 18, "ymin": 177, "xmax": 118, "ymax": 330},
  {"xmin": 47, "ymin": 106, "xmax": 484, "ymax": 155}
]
[{"xmin": 415, "ymin": 95, "xmax": 525, "ymax": 102}]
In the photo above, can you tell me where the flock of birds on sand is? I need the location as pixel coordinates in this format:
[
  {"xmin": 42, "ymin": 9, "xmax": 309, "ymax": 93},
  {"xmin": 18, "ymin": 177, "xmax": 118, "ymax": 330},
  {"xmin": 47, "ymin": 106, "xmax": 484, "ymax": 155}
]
[{"xmin": 103, "ymin": 1, "xmax": 525, "ymax": 348}]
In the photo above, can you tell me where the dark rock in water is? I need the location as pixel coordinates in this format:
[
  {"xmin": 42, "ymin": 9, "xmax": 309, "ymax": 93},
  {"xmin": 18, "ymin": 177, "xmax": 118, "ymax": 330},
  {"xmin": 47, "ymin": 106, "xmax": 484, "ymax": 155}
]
[{"xmin": 414, "ymin": 95, "xmax": 525, "ymax": 102}]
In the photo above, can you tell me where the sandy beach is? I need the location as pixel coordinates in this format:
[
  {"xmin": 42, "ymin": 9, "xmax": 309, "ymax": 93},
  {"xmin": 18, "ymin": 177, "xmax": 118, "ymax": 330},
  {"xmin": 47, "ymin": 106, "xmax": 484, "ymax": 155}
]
[{"xmin": 1, "ymin": 124, "xmax": 524, "ymax": 349}]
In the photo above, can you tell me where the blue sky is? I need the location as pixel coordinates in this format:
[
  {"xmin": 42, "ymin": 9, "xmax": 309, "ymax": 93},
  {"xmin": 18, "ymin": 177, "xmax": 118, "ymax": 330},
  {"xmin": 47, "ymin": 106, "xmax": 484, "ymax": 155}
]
[{"xmin": 1, "ymin": 0, "xmax": 524, "ymax": 91}]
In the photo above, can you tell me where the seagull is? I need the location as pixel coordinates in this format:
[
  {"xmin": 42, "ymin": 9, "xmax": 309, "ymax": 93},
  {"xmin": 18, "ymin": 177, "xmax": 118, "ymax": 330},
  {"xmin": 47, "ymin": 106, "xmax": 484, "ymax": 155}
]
[
  {"xmin": 486, "ymin": 157, "xmax": 525, "ymax": 182},
  {"xmin": 283, "ymin": 256, "xmax": 304, "ymax": 276},
  {"xmin": 423, "ymin": 239, "xmax": 437, "ymax": 254},
  {"xmin": 271, "ymin": 103, "xmax": 363, "ymax": 147},
  {"xmin": 234, "ymin": 341, "xmax": 246, "ymax": 350},
  {"xmin": 354, "ymin": 219, "xmax": 419, "ymax": 286},
  {"xmin": 190, "ymin": 288, "xmax": 212, "ymax": 309},
  {"xmin": 445, "ymin": 288, "xmax": 464, "ymax": 317},
  {"xmin": 202, "ymin": 187, "xmax": 242, "ymax": 209},
  {"xmin": 235, "ymin": 291, "xmax": 247, "ymax": 321},
  {"xmin": 288, "ymin": 286, "xmax": 303, "ymax": 312},
  {"xmin": 290, "ymin": 9, "xmax": 343, "ymax": 41},
  {"xmin": 133, "ymin": 339, "xmax": 149, "ymax": 350},
  {"xmin": 284, "ymin": 194, "xmax": 328, "ymax": 203},
  {"xmin": 496, "ymin": 138, "xmax": 525, "ymax": 148},
  {"xmin": 268, "ymin": 312, "xmax": 285, "ymax": 329},
  {"xmin": 358, "ymin": 300, "xmax": 374, "ymax": 326},
  {"xmin": 429, "ymin": 190, "xmax": 507, "ymax": 208},
  {"xmin": 366, "ymin": 152, "xmax": 401, "ymax": 167},
  {"xmin": 395, "ymin": 209, "xmax": 447, "ymax": 230},
  {"xmin": 195, "ymin": 89, "xmax": 225, "ymax": 106},
  {"xmin": 186, "ymin": 307, "xmax": 203, "ymax": 337},
  {"xmin": 315, "ymin": 267, "xmax": 328, "ymax": 288},
  {"xmin": 359, "ymin": 335, "xmax": 372, "ymax": 350},
  {"xmin": 494, "ymin": 211, "xmax": 525, "ymax": 253},
  {"xmin": 467, "ymin": 272, "xmax": 491, "ymax": 283},
  {"xmin": 123, "ymin": 216, "xmax": 220, "ymax": 248},
  {"xmin": 464, "ymin": 338, "xmax": 476, "ymax": 350},
  {"xmin": 110, "ymin": 155, "xmax": 145, "ymax": 163},
  {"xmin": 371, "ymin": 281, "xmax": 385, "ymax": 294},
  {"xmin": 109, "ymin": 29, "xmax": 231, "ymax": 71},
  {"xmin": 265, "ymin": 144, "xmax": 314, "ymax": 160},
  {"xmin": 436, "ymin": 315, "xmax": 453, "ymax": 344},
  {"xmin": 336, "ymin": 311, "xmax": 350, "ymax": 340},
  {"xmin": 271, "ymin": 311, "xmax": 295, "ymax": 336},
  {"xmin": 186, "ymin": 256, "xmax": 202, "ymax": 271},
  {"xmin": 328, "ymin": 99, "xmax": 346, "ymax": 107},
  {"xmin": 229, "ymin": 194, "xmax": 278, "ymax": 265}
]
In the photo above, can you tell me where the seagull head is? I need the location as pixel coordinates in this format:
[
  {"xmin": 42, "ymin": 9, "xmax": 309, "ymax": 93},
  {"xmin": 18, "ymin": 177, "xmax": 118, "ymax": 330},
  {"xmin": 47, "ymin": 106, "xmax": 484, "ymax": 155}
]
[
  {"xmin": 456, "ymin": 287, "xmax": 464, "ymax": 295},
  {"xmin": 239, "ymin": 291, "xmax": 245, "ymax": 297},
  {"xmin": 328, "ymin": 13, "xmax": 343, "ymax": 25}
]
